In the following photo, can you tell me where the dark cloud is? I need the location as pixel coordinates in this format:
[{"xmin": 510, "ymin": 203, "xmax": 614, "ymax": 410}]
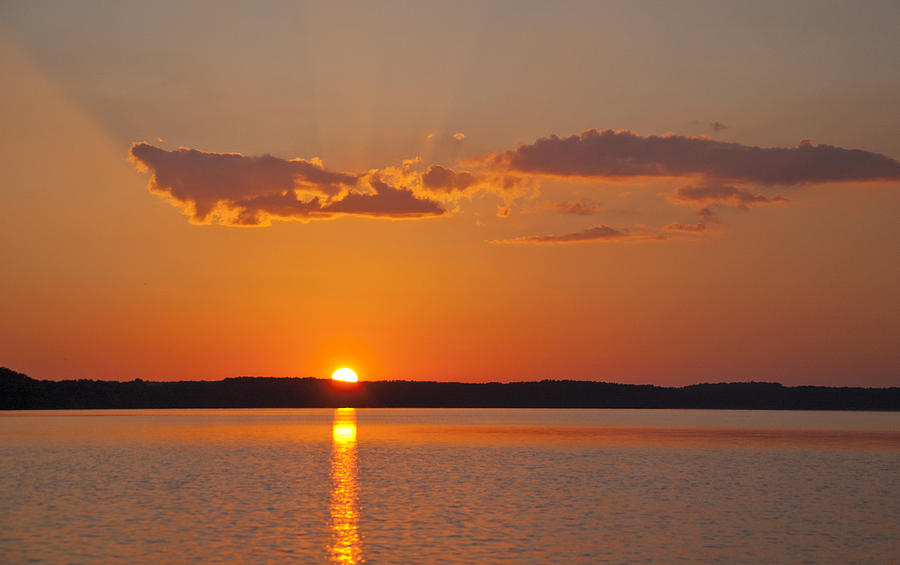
[
  {"xmin": 492, "ymin": 225, "xmax": 657, "ymax": 244},
  {"xmin": 130, "ymin": 143, "xmax": 443, "ymax": 225},
  {"xmin": 420, "ymin": 164, "xmax": 527, "ymax": 196},
  {"xmin": 421, "ymin": 164, "xmax": 479, "ymax": 192},
  {"xmin": 711, "ymin": 121, "xmax": 727, "ymax": 132},
  {"xmin": 669, "ymin": 183, "xmax": 788, "ymax": 209},
  {"xmin": 322, "ymin": 178, "xmax": 444, "ymax": 217},
  {"xmin": 484, "ymin": 129, "xmax": 900, "ymax": 185},
  {"xmin": 230, "ymin": 192, "xmax": 324, "ymax": 225},
  {"xmin": 130, "ymin": 142, "xmax": 358, "ymax": 222}
]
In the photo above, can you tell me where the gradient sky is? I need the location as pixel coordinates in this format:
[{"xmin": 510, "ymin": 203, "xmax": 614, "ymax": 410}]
[{"xmin": 2, "ymin": 1, "xmax": 898, "ymax": 385}]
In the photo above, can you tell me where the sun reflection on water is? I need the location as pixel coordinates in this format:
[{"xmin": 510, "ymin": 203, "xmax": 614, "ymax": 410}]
[{"xmin": 329, "ymin": 408, "xmax": 362, "ymax": 564}]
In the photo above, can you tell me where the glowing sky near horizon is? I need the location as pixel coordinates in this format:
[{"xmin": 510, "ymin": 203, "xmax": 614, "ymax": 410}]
[{"xmin": 1, "ymin": 1, "xmax": 898, "ymax": 385}]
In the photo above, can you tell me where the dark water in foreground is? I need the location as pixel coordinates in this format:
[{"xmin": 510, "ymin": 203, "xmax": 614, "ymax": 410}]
[{"xmin": 1, "ymin": 409, "xmax": 898, "ymax": 564}]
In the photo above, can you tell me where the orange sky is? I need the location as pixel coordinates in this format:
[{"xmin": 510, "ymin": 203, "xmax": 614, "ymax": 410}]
[{"xmin": 1, "ymin": 2, "xmax": 898, "ymax": 385}]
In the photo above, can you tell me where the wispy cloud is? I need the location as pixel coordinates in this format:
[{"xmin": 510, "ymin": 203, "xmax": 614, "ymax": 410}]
[
  {"xmin": 668, "ymin": 183, "xmax": 788, "ymax": 209},
  {"xmin": 691, "ymin": 120, "xmax": 728, "ymax": 132},
  {"xmin": 662, "ymin": 222, "xmax": 707, "ymax": 233},
  {"xmin": 698, "ymin": 207, "xmax": 721, "ymax": 223},
  {"xmin": 491, "ymin": 225, "xmax": 658, "ymax": 245},
  {"xmin": 530, "ymin": 200, "xmax": 606, "ymax": 215}
]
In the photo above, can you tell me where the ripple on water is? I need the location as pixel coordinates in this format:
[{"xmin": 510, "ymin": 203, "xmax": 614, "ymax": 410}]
[{"xmin": 0, "ymin": 409, "xmax": 898, "ymax": 564}]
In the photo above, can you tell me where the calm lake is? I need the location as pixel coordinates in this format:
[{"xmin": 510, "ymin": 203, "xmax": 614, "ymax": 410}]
[{"xmin": 1, "ymin": 409, "xmax": 898, "ymax": 564}]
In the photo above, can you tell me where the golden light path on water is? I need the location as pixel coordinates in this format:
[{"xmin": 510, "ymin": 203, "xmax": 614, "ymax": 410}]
[{"xmin": 329, "ymin": 408, "xmax": 362, "ymax": 564}]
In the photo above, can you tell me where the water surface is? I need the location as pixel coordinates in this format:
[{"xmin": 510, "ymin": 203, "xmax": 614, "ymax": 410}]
[{"xmin": 1, "ymin": 409, "xmax": 898, "ymax": 564}]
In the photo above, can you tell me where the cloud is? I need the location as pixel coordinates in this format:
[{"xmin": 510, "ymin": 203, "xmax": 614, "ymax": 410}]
[
  {"xmin": 130, "ymin": 143, "xmax": 443, "ymax": 225},
  {"xmin": 421, "ymin": 165, "xmax": 479, "ymax": 192},
  {"xmin": 483, "ymin": 129, "xmax": 900, "ymax": 185},
  {"xmin": 669, "ymin": 183, "xmax": 788, "ymax": 209},
  {"xmin": 492, "ymin": 225, "xmax": 658, "ymax": 244},
  {"xmin": 322, "ymin": 177, "xmax": 444, "ymax": 217},
  {"xmin": 662, "ymin": 222, "xmax": 707, "ymax": 233},
  {"xmin": 230, "ymin": 177, "xmax": 445, "ymax": 225},
  {"xmin": 132, "ymin": 127, "xmax": 898, "ymax": 232},
  {"xmin": 418, "ymin": 164, "xmax": 533, "ymax": 204}
]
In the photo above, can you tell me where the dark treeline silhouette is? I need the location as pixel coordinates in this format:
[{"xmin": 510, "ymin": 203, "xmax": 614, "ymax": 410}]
[{"xmin": 2, "ymin": 367, "xmax": 898, "ymax": 410}]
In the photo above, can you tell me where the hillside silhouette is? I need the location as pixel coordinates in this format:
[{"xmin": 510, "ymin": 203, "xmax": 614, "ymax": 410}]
[{"xmin": 1, "ymin": 367, "xmax": 898, "ymax": 410}]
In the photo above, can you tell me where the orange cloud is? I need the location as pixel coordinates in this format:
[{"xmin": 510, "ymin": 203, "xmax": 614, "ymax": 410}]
[
  {"xmin": 484, "ymin": 129, "xmax": 900, "ymax": 185},
  {"xmin": 130, "ymin": 143, "xmax": 443, "ymax": 225}
]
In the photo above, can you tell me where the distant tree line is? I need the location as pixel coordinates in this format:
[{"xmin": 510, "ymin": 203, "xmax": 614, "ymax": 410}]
[{"xmin": 2, "ymin": 367, "xmax": 898, "ymax": 410}]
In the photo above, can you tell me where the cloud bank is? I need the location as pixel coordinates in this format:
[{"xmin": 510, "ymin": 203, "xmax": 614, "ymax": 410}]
[
  {"xmin": 483, "ymin": 129, "xmax": 900, "ymax": 185},
  {"xmin": 131, "ymin": 129, "xmax": 898, "ymax": 235}
]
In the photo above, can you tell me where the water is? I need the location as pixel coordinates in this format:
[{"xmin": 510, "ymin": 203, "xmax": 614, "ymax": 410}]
[{"xmin": 1, "ymin": 409, "xmax": 898, "ymax": 564}]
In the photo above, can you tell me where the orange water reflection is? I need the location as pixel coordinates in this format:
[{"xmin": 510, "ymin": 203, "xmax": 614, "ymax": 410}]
[{"xmin": 329, "ymin": 408, "xmax": 362, "ymax": 564}]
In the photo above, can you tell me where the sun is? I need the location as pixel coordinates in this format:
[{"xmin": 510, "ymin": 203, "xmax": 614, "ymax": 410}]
[{"xmin": 331, "ymin": 367, "xmax": 358, "ymax": 383}]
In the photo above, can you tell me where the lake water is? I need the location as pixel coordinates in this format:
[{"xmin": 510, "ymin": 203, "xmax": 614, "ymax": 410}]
[{"xmin": 1, "ymin": 409, "xmax": 898, "ymax": 564}]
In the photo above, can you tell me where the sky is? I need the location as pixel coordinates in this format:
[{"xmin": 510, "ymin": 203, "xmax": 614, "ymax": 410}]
[{"xmin": 1, "ymin": 1, "xmax": 898, "ymax": 385}]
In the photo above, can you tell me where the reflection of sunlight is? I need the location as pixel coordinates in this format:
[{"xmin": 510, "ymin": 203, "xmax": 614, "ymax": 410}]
[
  {"xmin": 333, "ymin": 423, "xmax": 357, "ymax": 443},
  {"xmin": 329, "ymin": 408, "xmax": 361, "ymax": 564}
]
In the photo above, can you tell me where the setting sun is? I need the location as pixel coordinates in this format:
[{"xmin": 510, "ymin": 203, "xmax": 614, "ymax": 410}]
[{"xmin": 332, "ymin": 368, "xmax": 358, "ymax": 383}]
